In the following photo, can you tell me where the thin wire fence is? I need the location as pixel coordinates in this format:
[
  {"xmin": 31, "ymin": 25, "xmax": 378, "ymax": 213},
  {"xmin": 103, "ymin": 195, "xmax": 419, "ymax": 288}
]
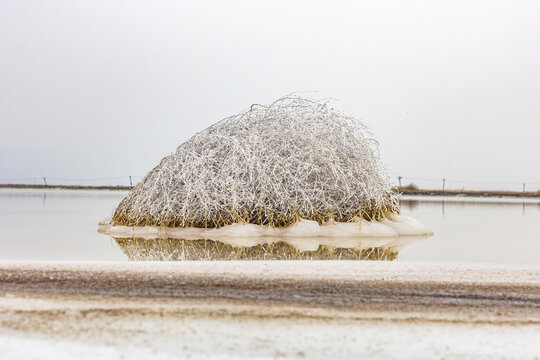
[
  {"xmin": 0, "ymin": 176, "xmax": 144, "ymax": 187},
  {"xmin": 391, "ymin": 175, "xmax": 540, "ymax": 192},
  {"xmin": 1, "ymin": 175, "xmax": 540, "ymax": 191}
]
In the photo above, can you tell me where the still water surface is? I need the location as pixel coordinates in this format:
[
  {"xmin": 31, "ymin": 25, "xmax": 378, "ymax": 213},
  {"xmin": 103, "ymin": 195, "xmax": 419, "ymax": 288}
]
[{"xmin": 0, "ymin": 189, "xmax": 539, "ymax": 264}]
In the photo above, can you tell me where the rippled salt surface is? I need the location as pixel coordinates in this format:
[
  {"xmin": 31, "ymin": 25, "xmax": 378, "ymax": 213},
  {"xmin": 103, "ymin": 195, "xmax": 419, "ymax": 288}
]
[{"xmin": 1, "ymin": 189, "xmax": 539, "ymax": 264}]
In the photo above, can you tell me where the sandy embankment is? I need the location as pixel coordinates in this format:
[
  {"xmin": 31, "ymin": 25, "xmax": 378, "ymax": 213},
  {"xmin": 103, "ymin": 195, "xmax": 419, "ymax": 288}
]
[{"xmin": 0, "ymin": 261, "xmax": 539, "ymax": 359}]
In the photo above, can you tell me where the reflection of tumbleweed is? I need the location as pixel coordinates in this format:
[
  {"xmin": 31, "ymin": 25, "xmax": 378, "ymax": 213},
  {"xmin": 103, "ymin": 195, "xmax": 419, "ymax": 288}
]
[
  {"xmin": 111, "ymin": 96, "xmax": 399, "ymax": 229},
  {"xmin": 114, "ymin": 238, "xmax": 400, "ymax": 261}
]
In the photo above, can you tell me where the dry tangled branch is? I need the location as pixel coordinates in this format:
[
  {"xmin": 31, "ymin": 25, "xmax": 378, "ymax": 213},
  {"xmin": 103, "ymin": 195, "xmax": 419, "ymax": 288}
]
[{"xmin": 112, "ymin": 96, "xmax": 399, "ymax": 228}]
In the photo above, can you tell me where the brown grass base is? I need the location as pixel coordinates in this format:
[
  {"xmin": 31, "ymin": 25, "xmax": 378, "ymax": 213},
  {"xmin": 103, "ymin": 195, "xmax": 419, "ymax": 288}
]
[
  {"xmin": 111, "ymin": 207, "xmax": 396, "ymax": 228},
  {"xmin": 111, "ymin": 188, "xmax": 399, "ymax": 228}
]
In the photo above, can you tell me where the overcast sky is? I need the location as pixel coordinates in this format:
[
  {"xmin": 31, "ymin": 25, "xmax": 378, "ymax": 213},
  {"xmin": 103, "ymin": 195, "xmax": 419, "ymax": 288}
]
[{"xmin": 1, "ymin": 0, "xmax": 539, "ymax": 190}]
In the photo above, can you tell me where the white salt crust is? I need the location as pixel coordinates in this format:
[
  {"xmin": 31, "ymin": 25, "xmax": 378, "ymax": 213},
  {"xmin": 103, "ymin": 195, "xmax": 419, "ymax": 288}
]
[{"xmin": 99, "ymin": 214, "xmax": 433, "ymax": 251}]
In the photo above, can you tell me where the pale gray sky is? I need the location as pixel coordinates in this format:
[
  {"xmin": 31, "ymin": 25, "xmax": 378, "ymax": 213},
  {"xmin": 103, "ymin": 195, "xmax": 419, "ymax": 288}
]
[{"xmin": 1, "ymin": 0, "xmax": 539, "ymax": 190}]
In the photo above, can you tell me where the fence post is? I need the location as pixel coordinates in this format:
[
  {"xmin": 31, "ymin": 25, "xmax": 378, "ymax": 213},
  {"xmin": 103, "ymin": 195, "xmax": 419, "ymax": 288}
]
[
  {"xmin": 43, "ymin": 177, "xmax": 47, "ymax": 186},
  {"xmin": 398, "ymin": 176, "xmax": 402, "ymax": 188},
  {"xmin": 442, "ymin": 178, "xmax": 446, "ymax": 193},
  {"xmin": 129, "ymin": 176, "xmax": 133, "ymax": 188}
]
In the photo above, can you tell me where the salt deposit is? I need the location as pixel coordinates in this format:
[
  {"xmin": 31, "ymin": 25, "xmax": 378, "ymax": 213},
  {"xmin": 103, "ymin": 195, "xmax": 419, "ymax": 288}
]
[{"xmin": 100, "ymin": 214, "xmax": 432, "ymax": 240}]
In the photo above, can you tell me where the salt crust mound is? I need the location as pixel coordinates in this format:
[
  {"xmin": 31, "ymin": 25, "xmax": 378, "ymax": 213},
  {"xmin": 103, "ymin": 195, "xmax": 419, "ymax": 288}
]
[
  {"xmin": 112, "ymin": 96, "xmax": 399, "ymax": 228},
  {"xmin": 100, "ymin": 214, "xmax": 433, "ymax": 248}
]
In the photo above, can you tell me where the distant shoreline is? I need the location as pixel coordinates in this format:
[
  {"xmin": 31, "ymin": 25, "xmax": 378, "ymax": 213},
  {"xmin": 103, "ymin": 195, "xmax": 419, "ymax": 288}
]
[
  {"xmin": 1, "ymin": 183, "xmax": 539, "ymax": 198},
  {"xmin": 0, "ymin": 184, "xmax": 131, "ymax": 191},
  {"xmin": 396, "ymin": 188, "xmax": 540, "ymax": 198}
]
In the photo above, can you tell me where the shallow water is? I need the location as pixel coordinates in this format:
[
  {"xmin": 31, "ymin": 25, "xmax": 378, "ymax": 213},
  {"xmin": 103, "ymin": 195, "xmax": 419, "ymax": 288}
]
[
  {"xmin": 398, "ymin": 196, "xmax": 540, "ymax": 265},
  {"xmin": 0, "ymin": 189, "xmax": 539, "ymax": 265}
]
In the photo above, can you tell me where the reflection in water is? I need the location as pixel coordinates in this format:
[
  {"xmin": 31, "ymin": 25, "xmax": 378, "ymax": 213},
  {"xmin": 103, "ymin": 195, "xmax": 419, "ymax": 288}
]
[
  {"xmin": 401, "ymin": 197, "xmax": 540, "ymax": 217},
  {"xmin": 111, "ymin": 236, "xmax": 428, "ymax": 261},
  {"xmin": 398, "ymin": 196, "xmax": 540, "ymax": 265},
  {"xmin": 400, "ymin": 198, "xmax": 448, "ymax": 217},
  {"xmin": 400, "ymin": 199, "xmax": 419, "ymax": 211},
  {"xmin": 442, "ymin": 199, "xmax": 445, "ymax": 217}
]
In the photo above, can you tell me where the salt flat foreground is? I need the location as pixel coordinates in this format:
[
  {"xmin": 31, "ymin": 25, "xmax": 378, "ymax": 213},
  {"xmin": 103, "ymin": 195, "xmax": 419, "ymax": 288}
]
[{"xmin": 0, "ymin": 261, "xmax": 539, "ymax": 359}]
